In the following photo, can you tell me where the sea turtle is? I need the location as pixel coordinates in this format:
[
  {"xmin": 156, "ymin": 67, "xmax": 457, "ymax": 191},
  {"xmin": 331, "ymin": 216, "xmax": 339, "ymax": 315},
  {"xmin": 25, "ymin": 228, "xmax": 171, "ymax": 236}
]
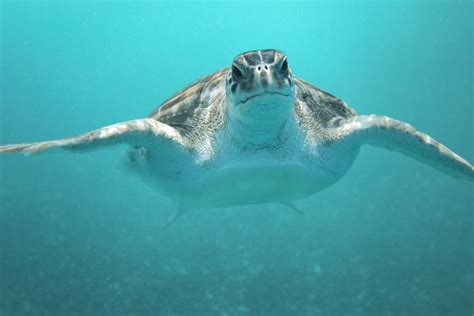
[{"xmin": 1, "ymin": 49, "xmax": 473, "ymax": 217}]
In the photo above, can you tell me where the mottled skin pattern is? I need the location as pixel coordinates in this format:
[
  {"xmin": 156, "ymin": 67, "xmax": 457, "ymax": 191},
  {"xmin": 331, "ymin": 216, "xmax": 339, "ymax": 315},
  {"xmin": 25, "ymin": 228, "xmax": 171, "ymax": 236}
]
[{"xmin": 0, "ymin": 49, "xmax": 473, "ymax": 211}]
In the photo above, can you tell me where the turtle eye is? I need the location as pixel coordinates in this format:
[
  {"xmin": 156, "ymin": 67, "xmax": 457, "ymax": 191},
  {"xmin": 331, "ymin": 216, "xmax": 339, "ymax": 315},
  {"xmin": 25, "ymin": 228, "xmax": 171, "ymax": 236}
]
[
  {"xmin": 279, "ymin": 58, "xmax": 289, "ymax": 77},
  {"xmin": 232, "ymin": 64, "xmax": 246, "ymax": 82}
]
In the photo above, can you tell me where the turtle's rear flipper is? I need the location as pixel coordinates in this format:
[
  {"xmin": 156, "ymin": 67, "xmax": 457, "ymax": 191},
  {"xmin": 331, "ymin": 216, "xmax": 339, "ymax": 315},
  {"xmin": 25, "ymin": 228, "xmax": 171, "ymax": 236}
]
[
  {"xmin": 334, "ymin": 115, "xmax": 474, "ymax": 181},
  {"xmin": 161, "ymin": 207, "xmax": 186, "ymax": 228},
  {"xmin": 0, "ymin": 119, "xmax": 186, "ymax": 155},
  {"xmin": 281, "ymin": 201, "xmax": 304, "ymax": 215}
]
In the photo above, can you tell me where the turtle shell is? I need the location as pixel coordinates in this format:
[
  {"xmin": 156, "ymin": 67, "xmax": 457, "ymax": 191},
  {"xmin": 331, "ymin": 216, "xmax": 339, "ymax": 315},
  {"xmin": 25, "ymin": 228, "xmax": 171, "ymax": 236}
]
[{"xmin": 148, "ymin": 68, "xmax": 228, "ymax": 132}]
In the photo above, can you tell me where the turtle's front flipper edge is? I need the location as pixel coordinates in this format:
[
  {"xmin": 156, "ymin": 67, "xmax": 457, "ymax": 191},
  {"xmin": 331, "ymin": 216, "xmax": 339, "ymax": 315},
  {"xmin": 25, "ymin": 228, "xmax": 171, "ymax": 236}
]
[
  {"xmin": 334, "ymin": 115, "xmax": 474, "ymax": 181},
  {"xmin": 0, "ymin": 119, "xmax": 186, "ymax": 155}
]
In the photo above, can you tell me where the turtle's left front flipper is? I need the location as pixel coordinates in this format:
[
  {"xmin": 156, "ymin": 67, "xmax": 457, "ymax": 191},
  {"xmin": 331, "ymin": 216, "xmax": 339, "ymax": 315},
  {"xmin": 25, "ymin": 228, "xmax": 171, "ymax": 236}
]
[
  {"xmin": 334, "ymin": 115, "xmax": 473, "ymax": 181},
  {"xmin": 0, "ymin": 119, "xmax": 186, "ymax": 155}
]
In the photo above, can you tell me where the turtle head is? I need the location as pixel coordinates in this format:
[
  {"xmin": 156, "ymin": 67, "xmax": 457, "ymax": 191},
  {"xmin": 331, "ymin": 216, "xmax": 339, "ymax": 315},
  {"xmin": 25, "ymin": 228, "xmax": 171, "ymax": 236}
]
[{"xmin": 226, "ymin": 49, "xmax": 296, "ymax": 125}]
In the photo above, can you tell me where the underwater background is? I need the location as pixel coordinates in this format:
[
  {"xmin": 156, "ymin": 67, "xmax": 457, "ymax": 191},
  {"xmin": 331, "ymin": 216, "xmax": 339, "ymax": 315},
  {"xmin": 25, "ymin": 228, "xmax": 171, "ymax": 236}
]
[{"xmin": 0, "ymin": 1, "xmax": 472, "ymax": 315}]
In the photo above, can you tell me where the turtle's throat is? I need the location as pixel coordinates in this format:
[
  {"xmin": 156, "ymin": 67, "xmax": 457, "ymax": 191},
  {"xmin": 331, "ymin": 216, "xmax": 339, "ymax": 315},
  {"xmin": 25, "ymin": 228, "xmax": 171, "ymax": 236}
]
[{"xmin": 226, "ymin": 105, "xmax": 296, "ymax": 149}]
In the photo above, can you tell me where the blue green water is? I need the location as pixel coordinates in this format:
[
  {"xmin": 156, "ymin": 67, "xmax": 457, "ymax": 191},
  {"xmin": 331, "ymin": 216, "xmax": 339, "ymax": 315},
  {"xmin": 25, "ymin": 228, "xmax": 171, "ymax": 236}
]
[{"xmin": 0, "ymin": 1, "xmax": 473, "ymax": 315}]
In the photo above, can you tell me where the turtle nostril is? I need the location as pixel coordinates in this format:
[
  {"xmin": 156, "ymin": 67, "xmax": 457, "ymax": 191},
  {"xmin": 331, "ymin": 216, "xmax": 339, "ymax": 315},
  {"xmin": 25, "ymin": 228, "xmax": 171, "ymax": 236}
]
[{"xmin": 257, "ymin": 65, "xmax": 268, "ymax": 72}]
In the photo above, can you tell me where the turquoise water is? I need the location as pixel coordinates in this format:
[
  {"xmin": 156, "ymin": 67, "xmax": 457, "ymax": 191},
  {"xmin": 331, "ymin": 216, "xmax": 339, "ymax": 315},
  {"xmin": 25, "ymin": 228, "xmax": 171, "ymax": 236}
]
[{"xmin": 0, "ymin": 1, "xmax": 473, "ymax": 315}]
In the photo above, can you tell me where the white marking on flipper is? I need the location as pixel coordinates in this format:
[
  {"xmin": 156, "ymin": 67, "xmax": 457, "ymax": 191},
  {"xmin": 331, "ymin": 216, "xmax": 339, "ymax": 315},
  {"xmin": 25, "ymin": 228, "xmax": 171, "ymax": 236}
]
[
  {"xmin": 335, "ymin": 115, "xmax": 474, "ymax": 181},
  {"xmin": 0, "ymin": 119, "xmax": 187, "ymax": 155}
]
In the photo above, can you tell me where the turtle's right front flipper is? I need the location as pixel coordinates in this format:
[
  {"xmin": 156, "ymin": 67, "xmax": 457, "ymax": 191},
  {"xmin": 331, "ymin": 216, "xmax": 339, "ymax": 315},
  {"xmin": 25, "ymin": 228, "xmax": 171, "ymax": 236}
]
[
  {"xmin": 333, "ymin": 115, "xmax": 474, "ymax": 181},
  {"xmin": 0, "ymin": 119, "xmax": 187, "ymax": 155}
]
